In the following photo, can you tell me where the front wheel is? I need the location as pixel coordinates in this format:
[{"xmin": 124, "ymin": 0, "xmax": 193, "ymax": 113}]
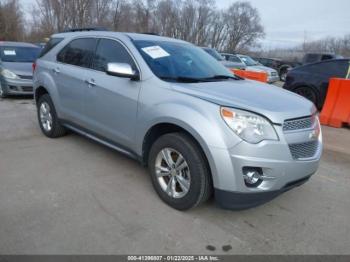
[{"xmin": 148, "ymin": 133, "xmax": 212, "ymax": 210}]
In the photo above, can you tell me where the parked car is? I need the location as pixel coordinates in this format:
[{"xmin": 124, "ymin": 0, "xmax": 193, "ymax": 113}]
[
  {"xmin": 34, "ymin": 29, "xmax": 322, "ymax": 210},
  {"xmin": 222, "ymin": 53, "xmax": 279, "ymax": 83},
  {"xmin": 283, "ymin": 59, "xmax": 350, "ymax": 110},
  {"xmin": 254, "ymin": 57, "xmax": 300, "ymax": 82},
  {"xmin": 0, "ymin": 42, "xmax": 41, "ymax": 98},
  {"xmin": 202, "ymin": 47, "xmax": 246, "ymax": 70},
  {"xmin": 302, "ymin": 53, "xmax": 343, "ymax": 65}
]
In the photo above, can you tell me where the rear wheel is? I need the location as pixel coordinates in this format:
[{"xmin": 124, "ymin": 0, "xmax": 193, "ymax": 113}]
[
  {"xmin": 37, "ymin": 94, "xmax": 67, "ymax": 138},
  {"xmin": 148, "ymin": 133, "xmax": 212, "ymax": 210},
  {"xmin": 294, "ymin": 86, "xmax": 318, "ymax": 108}
]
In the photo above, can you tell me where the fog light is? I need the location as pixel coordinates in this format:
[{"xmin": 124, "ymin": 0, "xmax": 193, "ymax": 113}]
[{"xmin": 243, "ymin": 167, "xmax": 263, "ymax": 187}]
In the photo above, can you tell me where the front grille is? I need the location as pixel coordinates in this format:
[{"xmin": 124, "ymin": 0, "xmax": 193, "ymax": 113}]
[
  {"xmin": 21, "ymin": 86, "xmax": 33, "ymax": 92},
  {"xmin": 289, "ymin": 141, "xmax": 319, "ymax": 160},
  {"xmin": 283, "ymin": 116, "xmax": 314, "ymax": 132},
  {"xmin": 18, "ymin": 75, "xmax": 33, "ymax": 80},
  {"xmin": 271, "ymin": 72, "xmax": 278, "ymax": 76}
]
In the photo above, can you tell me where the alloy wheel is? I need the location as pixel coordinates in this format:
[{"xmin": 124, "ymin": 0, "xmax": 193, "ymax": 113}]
[
  {"xmin": 155, "ymin": 148, "xmax": 191, "ymax": 199},
  {"xmin": 39, "ymin": 102, "xmax": 53, "ymax": 132}
]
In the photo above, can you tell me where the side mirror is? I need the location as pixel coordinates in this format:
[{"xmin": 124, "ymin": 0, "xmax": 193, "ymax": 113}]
[{"xmin": 106, "ymin": 63, "xmax": 140, "ymax": 80}]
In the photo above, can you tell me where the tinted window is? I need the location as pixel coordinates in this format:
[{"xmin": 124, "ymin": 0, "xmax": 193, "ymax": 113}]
[
  {"xmin": 321, "ymin": 55, "xmax": 334, "ymax": 61},
  {"xmin": 0, "ymin": 46, "xmax": 40, "ymax": 62},
  {"xmin": 92, "ymin": 39, "xmax": 136, "ymax": 71},
  {"xmin": 57, "ymin": 38, "xmax": 97, "ymax": 68},
  {"xmin": 39, "ymin": 38, "xmax": 64, "ymax": 58}
]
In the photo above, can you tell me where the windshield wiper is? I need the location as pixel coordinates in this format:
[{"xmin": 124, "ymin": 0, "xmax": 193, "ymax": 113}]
[
  {"xmin": 202, "ymin": 75, "xmax": 241, "ymax": 81},
  {"xmin": 159, "ymin": 76, "xmax": 205, "ymax": 83}
]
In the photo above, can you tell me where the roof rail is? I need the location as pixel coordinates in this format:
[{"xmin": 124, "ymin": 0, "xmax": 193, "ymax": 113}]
[
  {"xmin": 62, "ymin": 27, "xmax": 109, "ymax": 33},
  {"xmin": 142, "ymin": 32, "xmax": 160, "ymax": 36}
]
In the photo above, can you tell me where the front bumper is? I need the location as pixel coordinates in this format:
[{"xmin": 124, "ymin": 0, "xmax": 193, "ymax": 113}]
[
  {"xmin": 208, "ymin": 121, "xmax": 322, "ymax": 209},
  {"xmin": 215, "ymin": 174, "xmax": 312, "ymax": 210},
  {"xmin": 1, "ymin": 78, "xmax": 34, "ymax": 95},
  {"xmin": 267, "ymin": 74, "xmax": 279, "ymax": 83}
]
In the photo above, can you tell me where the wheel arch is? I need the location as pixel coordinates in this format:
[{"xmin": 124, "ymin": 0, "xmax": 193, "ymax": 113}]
[
  {"xmin": 141, "ymin": 122, "xmax": 217, "ymax": 189},
  {"xmin": 291, "ymin": 83, "xmax": 321, "ymax": 109},
  {"xmin": 35, "ymin": 86, "xmax": 49, "ymax": 104}
]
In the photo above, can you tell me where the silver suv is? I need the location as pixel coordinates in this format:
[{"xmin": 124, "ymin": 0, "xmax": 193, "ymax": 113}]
[{"xmin": 33, "ymin": 30, "xmax": 323, "ymax": 210}]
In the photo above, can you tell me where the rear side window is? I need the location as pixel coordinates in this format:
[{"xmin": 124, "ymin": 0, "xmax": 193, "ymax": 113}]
[
  {"xmin": 39, "ymin": 38, "xmax": 63, "ymax": 58},
  {"xmin": 92, "ymin": 39, "xmax": 136, "ymax": 72},
  {"xmin": 57, "ymin": 38, "xmax": 97, "ymax": 68}
]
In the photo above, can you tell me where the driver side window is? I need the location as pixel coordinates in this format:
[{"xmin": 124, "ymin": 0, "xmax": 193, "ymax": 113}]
[{"xmin": 92, "ymin": 39, "xmax": 136, "ymax": 72}]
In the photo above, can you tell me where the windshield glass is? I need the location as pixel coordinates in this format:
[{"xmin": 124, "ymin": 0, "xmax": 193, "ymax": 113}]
[
  {"xmin": 239, "ymin": 55, "xmax": 259, "ymax": 66},
  {"xmin": 134, "ymin": 40, "xmax": 233, "ymax": 82},
  {"xmin": 0, "ymin": 46, "xmax": 41, "ymax": 62}
]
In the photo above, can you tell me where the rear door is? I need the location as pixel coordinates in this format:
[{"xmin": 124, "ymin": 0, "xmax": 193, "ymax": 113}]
[
  {"xmin": 84, "ymin": 38, "xmax": 141, "ymax": 149},
  {"xmin": 55, "ymin": 38, "xmax": 97, "ymax": 125}
]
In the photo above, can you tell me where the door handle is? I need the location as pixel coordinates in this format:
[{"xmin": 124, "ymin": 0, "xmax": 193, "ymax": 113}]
[
  {"xmin": 52, "ymin": 68, "xmax": 60, "ymax": 74},
  {"xmin": 85, "ymin": 79, "xmax": 96, "ymax": 87}
]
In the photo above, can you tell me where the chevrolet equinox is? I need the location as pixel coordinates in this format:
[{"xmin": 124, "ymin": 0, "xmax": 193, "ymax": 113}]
[{"xmin": 33, "ymin": 30, "xmax": 323, "ymax": 210}]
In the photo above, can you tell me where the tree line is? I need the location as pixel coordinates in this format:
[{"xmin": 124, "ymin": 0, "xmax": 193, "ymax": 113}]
[
  {"xmin": 1, "ymin": 0, "xmax": 264, "ymax": 53},
  {"xmin": 255, "ymin": 34, "xmax": 350, "ymax": 61},
  {"xmin": 0, "ymin": 0, "xmax": 349, "ymax": 58}
]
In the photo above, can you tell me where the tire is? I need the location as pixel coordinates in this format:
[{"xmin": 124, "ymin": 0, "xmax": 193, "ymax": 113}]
[
  {"xmin": 37, "ymin": 94, "xmax": 67, "ymax": 138},
  {"xmin": 148, "ymin": 133, "xmax": 212, "ymax": 210},
  {"xmin": 0, "ymin": 84, "xmax": 7, "ymax": 98},
  {"xmin": 279, "ymin": 68, "xmax": 288, "ymax": 82},
  {"xmin": 294, "ymin": 86, "xmax": 319, "ymax": 109}
]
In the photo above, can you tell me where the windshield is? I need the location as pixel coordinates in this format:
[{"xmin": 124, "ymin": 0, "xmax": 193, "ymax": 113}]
[
  {"xmin": 134, "ymin": 40, "xmax": 233, "ymax": 82},
  {"xmin": 239, "ymin": 55, "xmax": 259, "ymax": 66},
  {"xmin": 0, "ymin": 46, "xmax": 41, "ymax": 63}
]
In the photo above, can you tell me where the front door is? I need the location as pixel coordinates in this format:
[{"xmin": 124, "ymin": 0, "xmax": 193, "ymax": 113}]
[{"xmin": 84, "ymin": 38, "xmax": 141, "ymax": 149}]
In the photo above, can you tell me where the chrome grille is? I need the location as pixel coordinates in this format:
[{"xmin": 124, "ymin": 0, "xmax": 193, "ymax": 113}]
[
  {"xmin": 289, "ymin": 141, "xmax": 319, "ymax": 160},
  {"xmin": 283, "ymin": 116, "xmax": 314, "ymax": 132}
]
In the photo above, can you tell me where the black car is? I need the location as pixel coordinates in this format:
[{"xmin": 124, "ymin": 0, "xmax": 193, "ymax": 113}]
[
  {"xmin": 254, "ymin": 57, "xmax": 300, "ymax": 81},
  {"xmin": 283, "ymin": 59, "xmax": 350, "ymax": 110}
]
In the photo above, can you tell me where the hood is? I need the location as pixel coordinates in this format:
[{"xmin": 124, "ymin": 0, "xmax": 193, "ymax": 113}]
[
  {"xmin": 221, "ymin": 60, "xmax": 246, "ymax": 70},
  {"xmin": 171, "ymin": 80, "xmax": 316, "ymax": 124},
  {"xmin": 247, "ymin": 65, "xmax": 276, "ymax": 74},
  {"xmin": 1, "ymin": 62, "xmax": 33, "ymax": 76}
]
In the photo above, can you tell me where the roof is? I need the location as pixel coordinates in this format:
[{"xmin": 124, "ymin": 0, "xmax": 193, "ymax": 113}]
[
  {"xmin": 52, "ymin": 31, "xmax": 188, "ymax": 44},
  {"xmin": 0, "ymin": 41, "xmax": 39, "ymax": 48}
]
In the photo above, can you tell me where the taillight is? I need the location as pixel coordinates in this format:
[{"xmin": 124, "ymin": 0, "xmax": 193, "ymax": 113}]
[{"xmin": 32, "ymin": 62, "xmax": 37, "ymax": 73}]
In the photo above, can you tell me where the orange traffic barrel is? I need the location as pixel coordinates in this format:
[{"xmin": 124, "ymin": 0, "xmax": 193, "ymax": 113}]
[{"xmin": 320, "ymin": 78, "xmax": 350, "ymax": 128}]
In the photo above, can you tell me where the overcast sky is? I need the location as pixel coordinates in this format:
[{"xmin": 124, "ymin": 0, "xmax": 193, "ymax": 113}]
[
  {"xmin": 217, "ymin": 0, "xmax": 350, "ymax": 49},
  {"xmin": 20, "ymin": 0, "xmax": 350, "ymax": 49}
]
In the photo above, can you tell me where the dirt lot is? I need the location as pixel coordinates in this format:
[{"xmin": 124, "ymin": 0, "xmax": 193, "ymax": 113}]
[{"xmin": 0, "ymin": 95, "xmax": 349, "ymax": 255}]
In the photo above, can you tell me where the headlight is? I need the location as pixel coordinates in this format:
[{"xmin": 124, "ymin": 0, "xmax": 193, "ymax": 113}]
[
  {"xmin": 221, "ymin": 107, "xmax": 279, "ymax": 144},
  {"xmin": 1, "ymin": 69, "xmax": 19, "ymax": 79}
]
